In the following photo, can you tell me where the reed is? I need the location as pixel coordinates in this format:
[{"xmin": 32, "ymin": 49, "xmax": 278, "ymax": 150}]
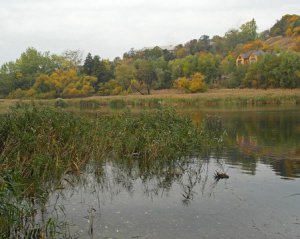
[
  {"xmin": 2, "ymin": 89, "xmax": 300, "ymax": 114},
  {"xmin": 0, "ymin": 104, "xmax": 225, "ymax": 237}
]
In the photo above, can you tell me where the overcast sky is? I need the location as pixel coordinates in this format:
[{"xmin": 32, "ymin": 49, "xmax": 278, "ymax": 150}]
[{"xmin": 0, "ymin": 0, "xmax": 299, "ymax": 64}]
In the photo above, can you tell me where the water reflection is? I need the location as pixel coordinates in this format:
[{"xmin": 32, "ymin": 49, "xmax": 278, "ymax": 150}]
[
  {"xmin": 46, "ymin": 156, "xmax": 229, "ymax": 237},
  {"xmin": 45, "ymin": 154, "xmax": 300, "ymax": 239},
  {"xmin": 3, "ymin": 105, "xmax": 300, "ymax": 238},
  {"xmin": 187, "ymin": 106, "xmax": 300, "ymax": 178}
]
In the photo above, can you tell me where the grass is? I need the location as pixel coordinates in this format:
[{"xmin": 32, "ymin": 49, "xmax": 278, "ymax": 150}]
[
  {"xmin": 0, "ymin": 104, "xmax": 225, "ymax": 238},
  {"xmin": 1, "ymin": 89, "xmax": 300, "ymax": 114}
]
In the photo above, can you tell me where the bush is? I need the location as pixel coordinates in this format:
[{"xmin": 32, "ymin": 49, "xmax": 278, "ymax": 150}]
[
  {"xmin": 54, "ymin": 98, "xmax": 68, "ymax": 108},
  {"xmin": 98, "ymin": 79, "xmax": 125, "ymax": 96},
  {"xmin": 173, "ymin": 72, "xmax": 207, "ymax": 93}
]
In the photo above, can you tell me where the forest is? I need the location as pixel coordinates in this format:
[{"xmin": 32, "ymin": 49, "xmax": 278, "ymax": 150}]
[{"xmin": 1, "ymin": 14, "xmax": 300, "ymax": 99}]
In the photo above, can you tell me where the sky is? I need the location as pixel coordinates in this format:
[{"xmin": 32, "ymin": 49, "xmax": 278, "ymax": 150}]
[{"xmin": 0, "ymin": 0, "xmax": 299, "ymax": 64}]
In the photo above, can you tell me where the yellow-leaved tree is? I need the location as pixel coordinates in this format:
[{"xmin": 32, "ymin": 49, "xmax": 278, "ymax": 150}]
[
  {"xmin": 33, "ymin": 68, "xmax": 96, "ymax": 98},
  {"xmin": 189, "ymin": 72, "xmax": 207, "ymax": 93},
  {"xmin": 173, "ymin": 72, "xmax": 207, "ymax": 93},
  {"xmin": 173, "ymin": 77, "xmax": 189, "ymax": 91}
]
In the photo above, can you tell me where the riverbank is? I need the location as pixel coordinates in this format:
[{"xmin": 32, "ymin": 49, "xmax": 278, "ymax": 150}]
[{"xmin": 1, "ymin": 89, "xmax": 300, "ymax": 113}]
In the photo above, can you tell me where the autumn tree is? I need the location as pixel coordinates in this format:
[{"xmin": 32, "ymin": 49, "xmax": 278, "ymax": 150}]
[
  {"xmin": 114, "ymin": 62, "xmax": 136, "ymax": 91},
  {"xmin": 0, "ymin": 48, "xmax": 66, "ymax": 96},
  {"xmin": 31, "ymin": 68, "xmax": 96, "ymax": 98},
  {"xmin": 173, "ymin": 72, "xmax": 207, "ymax": 93},
  {"xmin": 270, "ymin": 14, "xmax": 300, "ymax": 37},
  {"xmin": 135, "ymin": 59, "xmax": 157, "ymax": 94}
]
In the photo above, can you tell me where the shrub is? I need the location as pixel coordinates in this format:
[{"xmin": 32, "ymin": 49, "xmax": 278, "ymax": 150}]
[{"xmin": 173, "ymin": 72, "xmax": 207, "ymax": 93}]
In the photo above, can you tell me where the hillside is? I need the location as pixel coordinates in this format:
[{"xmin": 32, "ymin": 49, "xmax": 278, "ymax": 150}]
[
  {"xmin": 0, "ymin": 14, "xmax": 300, "ymax": 99},
  {"xmin": 265, "ymin": 36, "xmax": 300, "ymax": 52}
]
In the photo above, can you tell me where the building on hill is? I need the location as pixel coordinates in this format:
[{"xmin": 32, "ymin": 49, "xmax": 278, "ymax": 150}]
[{"xmin": 236, "ymin": 50, "xmax": 265, "ymax": 66}]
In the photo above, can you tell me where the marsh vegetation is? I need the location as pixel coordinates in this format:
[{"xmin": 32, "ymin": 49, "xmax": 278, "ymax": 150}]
[{"xmin": 0, "ymin": 105, "xmax": 225, "ymax": 238}]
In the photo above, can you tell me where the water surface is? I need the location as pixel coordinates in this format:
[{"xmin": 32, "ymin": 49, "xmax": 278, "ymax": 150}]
[{"xmin": 44, "ymin": 106, "xmax": 300, "ymax": 238}]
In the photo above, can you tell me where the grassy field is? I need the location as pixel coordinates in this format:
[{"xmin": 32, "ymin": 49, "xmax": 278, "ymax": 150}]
[{"xmin": 1, "ymin": 88, "xmax": 300, "ymax": 113}]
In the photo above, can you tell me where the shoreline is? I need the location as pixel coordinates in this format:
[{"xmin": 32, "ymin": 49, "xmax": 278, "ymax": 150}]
[{"xmin": 1, "ymin": 89, "xmax": 300, "ymax": 113}]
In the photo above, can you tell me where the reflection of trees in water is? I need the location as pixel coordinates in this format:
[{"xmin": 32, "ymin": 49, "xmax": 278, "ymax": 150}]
[
  {"xmin": 85, "ymin": 156, "xmax": 227, "ymax": 207},
  {"xmin": 211, "ymin": 109, "xmax": 300, "ymax": 178},
  {"xmin": 224, "ymin": 145, "xmax": 300, "ymax": 178},
  {"xmin": 3, "ymin": 153, "xmax": 228, "ymax": 237}
]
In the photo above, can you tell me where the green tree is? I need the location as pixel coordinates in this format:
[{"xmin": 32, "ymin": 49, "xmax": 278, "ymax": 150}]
[
  {"xmin": 83, "ymin": 53, "xmax": 94, "ymax": 75},
  {"xmin": 197, "ymin": 53, "xmax": 221, "ymax": 84},
  {"xmin": 239, "ymin": 19, "xmax": 258, "ymax": 43},
  {"xmin": 270, "ymin": 14, "xmax": 300, "ymax": 37},
  {"xmin": 0, "ymin": 48, "xmax": 66, "ymax": 96},
  {"xmin": 114, "ymin": 62, "xmax": 136, "ymax": 91},
  {"xmin": 135, "ymin": 60, "xmax": 157, "ymax": 94},
  {"xmin": 152, "ymin": 57, "xmax": 172, "ymax": 89}
]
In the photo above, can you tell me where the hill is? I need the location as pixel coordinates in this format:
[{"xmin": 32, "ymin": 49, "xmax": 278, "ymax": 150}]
[{"xmin": 0, "ymin": 14, "xmax": 300, "ymax": 99}]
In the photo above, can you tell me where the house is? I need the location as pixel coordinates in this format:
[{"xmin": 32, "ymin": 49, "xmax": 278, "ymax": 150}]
[{"xmin": 236, "ymin": 50, "xmax": 265, "ymax": 66}]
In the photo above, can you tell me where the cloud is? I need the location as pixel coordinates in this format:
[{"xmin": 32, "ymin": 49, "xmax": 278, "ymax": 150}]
[{"xmin": 0, "ymin": 0, "xmax": 299, "ymax": 64}]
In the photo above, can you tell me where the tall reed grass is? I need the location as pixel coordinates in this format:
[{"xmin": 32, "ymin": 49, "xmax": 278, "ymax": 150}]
[{"xmin": 0, "ymin": 105, "xmax": 225, "ymax": 237}]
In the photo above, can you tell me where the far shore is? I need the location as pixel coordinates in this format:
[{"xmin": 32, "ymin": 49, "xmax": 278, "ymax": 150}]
[{"xmin": 1, "ymin": 88, "xmax": 300, "ymax": 113}]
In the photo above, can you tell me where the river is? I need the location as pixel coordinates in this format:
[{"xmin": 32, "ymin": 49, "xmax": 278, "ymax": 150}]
[{"xmin": 41, "ymin": 105, "xmax": 300, "ymax": 238}]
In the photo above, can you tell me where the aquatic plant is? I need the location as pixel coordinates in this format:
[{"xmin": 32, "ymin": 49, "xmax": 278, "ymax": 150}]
[{"xmin": 0, "ymin": 105, "xmax": 225, "ymax": 237}]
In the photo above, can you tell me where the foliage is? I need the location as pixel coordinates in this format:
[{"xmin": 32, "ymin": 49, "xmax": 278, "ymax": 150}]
[
  {"xmin": 83, "ymin": 53, "xmax": 114, "ymax": 89},
  {"xmin": 0, "ymin": 48, "xmax": 66, "ymax": 97},
  {"xmin": 1, "ymin": 15, "xmax": 300, "ymax": 98},
  {"xmin": 135, "ymin": 59, "xmax": 157, "ymax": 94},
  {"xmin": 235, "ymin": 40, "xmax": 267, "ymax": 53},
  {"xmin": 189, "ymin": 73, "xmax": 207, "ymax": 92},
  {"xmin": 0, "ymin": 105, "xmax": 225, "ymax": 236},
  {"xmin": 0, "ymin": 105, "xmax": 96, "ymax": 237},
  {"xmin": 55, "ymin": 98, "xmax": 68, "ymax": 108},
  {"xmin": 243, "ymin": 51, "xmax": 300, "ymax": 88},
  {"xmin": 239, "ymin": 19, "xmax": 258, "ymax": 42},
  {"xmin": 114, "ymin": 62, "xmax": 137, "ymax": 91},
  {"xmin": 173, "ymin": 76, "xmax": 190, "ymax": 91},
  {"xmin": 9, "ymin": 68, "xmax": 97, "ymax": 98},
  {"xmin": 174, "ymin": 72, "xmax": 207, "ymax": 93},
  {"xmin": 270, "ymin": 14, "xmax": 300, "ymax": 37},
  {"xmin": 98, "ymin": 79, "xmax": 125, "ymax": 95},
  {"xmin": 197, "ymin": 53, "xmax": 221, "ymax": 84}
]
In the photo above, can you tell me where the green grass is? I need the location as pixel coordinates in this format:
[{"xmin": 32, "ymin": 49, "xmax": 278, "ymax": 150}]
[
  {"xmin": 0, "ymin": 104, "xmax": 225, "ymax": 237},
  {"xmin": 2, "ymin": 89, "xmax": 300, "ymax": 114}
]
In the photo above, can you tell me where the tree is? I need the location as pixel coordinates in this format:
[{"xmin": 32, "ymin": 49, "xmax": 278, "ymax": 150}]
[
  {"xmin": 235, "ymin": 40, "xmax": 266, "ymax": 53},
  {"xmin": 135, "ymin": 60, "xmax": 157, "ymax": 94},
  {"xmin": 31, "ymin": 68, "xmax": 96, "ymax": 98},
  {"xmin": 239, "ymin": 19, "xmax": 257, "ymax": 43},
  {"xmin": 83, "ymin": 53, "xmax": 114, "ymax": 91},
  {"xmin": 174, "ymin": 45, "xmax": 188, "ymax": 58},
  {"xmin": 0, "ymin": 48, "xmax": 65, "ymax": 96},
  {"xmin": 152, "ymin": 57, "xmax": 172, "ymax": 89},
  {"xmin": 173, "ymin": 72, "xmax": 207, "ymax": 93},
  {"xmin": 98, "ymin": 79, "xmax": 124, "ymax": 96},
  {"xmin": 83, "ymin": 53, "xmax": 94, "ymax": 75},
  {"xmin": 270, "ymin": 14, "xmax": 300, "ymax": 37},
  {"xmin": 224, "ymin": 29, "xmax": 241, "ymax": 51},
  {"xmin": 242, "ymin": 52, "xmax": 300, "ymax": 89},
  {"xmin": 220, "ymin": 54, "xmax": 236, "ymax": 76},
  {"xmin": 189, "ymin": 72, "xmax": 207, "ymax": 92},
  {"xmin": 114, "ymin": 62, "xmax": 136, "ymax": 91},
  {"xmin": 62, "ymin": 50, "xmax": 83, "ymax": 68},
  {"xmin": 197, "ymin": 53, "xmax": 221, "ymax": 84}
]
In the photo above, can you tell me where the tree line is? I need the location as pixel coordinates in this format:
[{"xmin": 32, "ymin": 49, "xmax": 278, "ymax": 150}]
[{"xmin": 1, "ymin": 14, "xmax": 300, "ymax": 98}]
